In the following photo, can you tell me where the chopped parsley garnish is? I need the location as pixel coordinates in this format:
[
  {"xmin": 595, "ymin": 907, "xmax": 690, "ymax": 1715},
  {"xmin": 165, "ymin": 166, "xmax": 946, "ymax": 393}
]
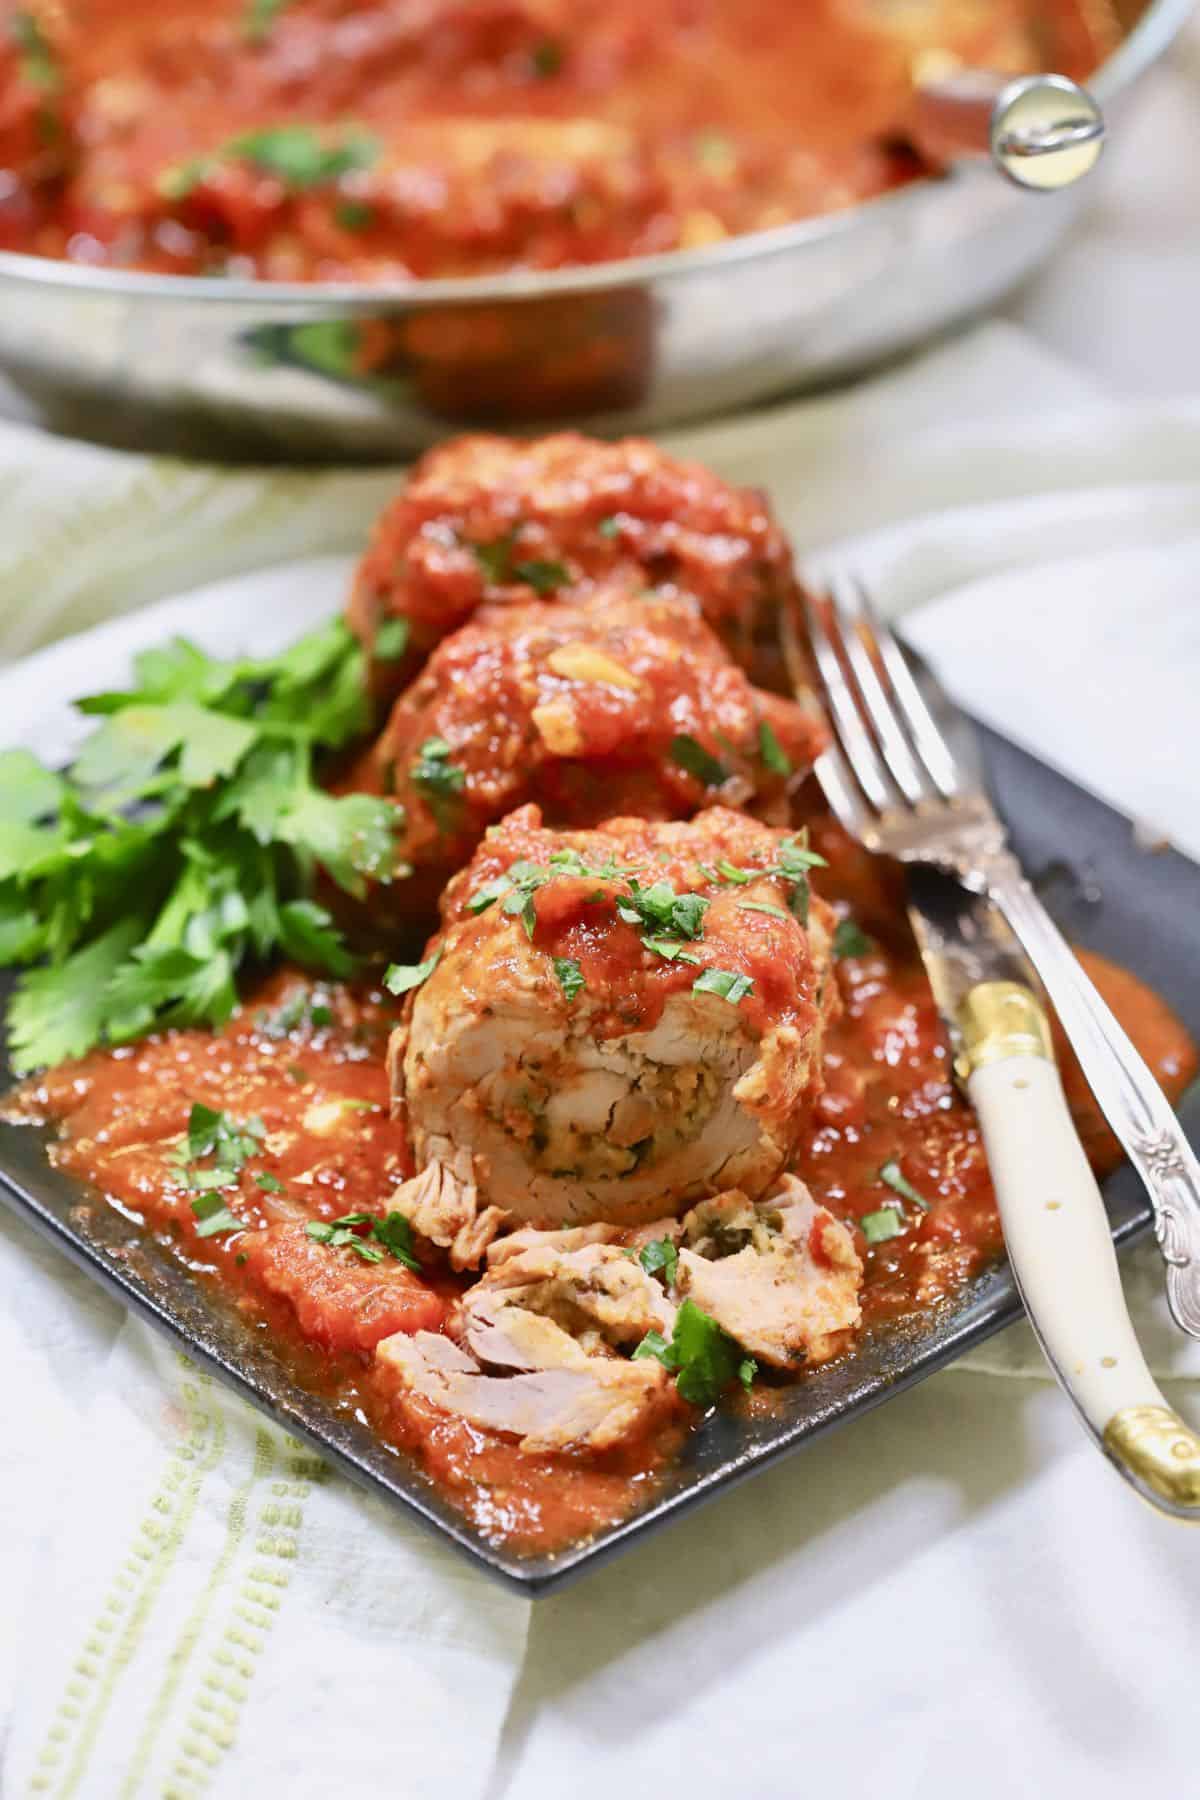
[
  {"xmin": 638, "ymin": 1238, "xmax": 679, "ymax": 1285},
  {"xmin": 478, "ymin": 849, "xmax": 636, "ymax": 939},
  {"xmin": 410, "ymin": 736, "xmax": 466, "ymax": 831},
  {"xmin": 758, "ymin": 721, "xmax": 791, "ymax": 777},
  {"xmin": 597, "ymin": 516, "xmax": 621, "ymax": 539},
  {"xmin": 643, "ymin": 937, "xmax": 702, "ymax": 964},
  {"xmin": 879, "ymin": 1158, "xmax": 930, "ymax": 1212},
  {"xmin": 472, "ymin": 535, "xmax": 517, "ymax": 583},
  {"xmin": 553, "ymin": 957, "xmax": 585, "ymax": 1003},
  {"xmin": 465, "ymin": 874, "xmax": 513, "ymax": 916},
  {"xmin": 191, "ymin": 1195, "xmax": 248, "ymax": 1239},
  {"xmin": 833, "ymin": 918, "xmax": 874, "ymax": 959},
  {"xmin": 669, "ymin": 734, "xmax": 728, "ymax": 789},
  {"xmin": 695, "ymin": 131, "xmax": 736, "ymax": 174},
  {"xmin": 0, "ymin": 619, "xmax": 397, "ymax": 1073},
  {"xmin": 11, "ymin": 9, "xmax": 59, "ymax": 90},
  {"xmin": 470, "ymin": 533, "xmax": 570, "ymax": 594},
  {"xmin": 306, "ymin": 1209, "xmax": 421, "ymax": 1271},
  {"xmin": 514, "ymin": 559, "xmax": 570, "ymax": 596},
  {"xmin": 372, "ymin": 617, "xmax": 409, "ymax": 661},
  {"xmin": 738, "ymin": 901, "xmax": 790, "ymax": 922},
  {"xmin": 243, "ymin": 0, "xmax": 292, "ymax": 44},
  {"xmin": 383, "ymin": 947, "xmax": 442, "ymax": 996},
  {"xmin": 254, "ymin": 1172, "xmax": 286, "ymax": 1194},
  {"xmin": 171, "ymin": 1105, "xmax": 264, "ymax": 1230},
  {"xmin": 771, "ymin": 834, "xmax": 827, "ymax": 926},
  {"xmin": 634, "ymin": 1299, "xmax": 756, "ymax": 1405},
  {"xmin": 698, "ymin": 833, "xmax": 825, "ymax": 924},
  {"xmin": 692, "ymin": 967, "xmax": 754, "ymax": 1004},
  {"xmin": 159, "ymin": 124, "xmax": 379, "ymax": 200},
  {"xmin": 860, "ymin": 1208, "xmax": 905, "ymax": 1245},
  {"xmin": 530, "ymin": 38, "xmax": 564, "ymax": 77},
  {"xmin": 255, "ymin": 985, "xmax": 332, "ymax": 1039},
  {"xmin": 334, "ymin": 199, "xmax": 374, "ymax": 231},
  {"xmin": 617, "ymin": 879, "xmax": 708, "ymax": 943}
]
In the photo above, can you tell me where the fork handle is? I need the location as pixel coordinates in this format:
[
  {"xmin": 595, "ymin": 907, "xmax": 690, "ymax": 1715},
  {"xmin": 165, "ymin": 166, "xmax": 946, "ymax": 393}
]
[
  {"xmin": 986, "ymin": 865, "xmax": 1200, "ymax": 1340},
  {"xmin": 967, "ymin": 1045, "xmax": 1200, "ymax": 1517}
]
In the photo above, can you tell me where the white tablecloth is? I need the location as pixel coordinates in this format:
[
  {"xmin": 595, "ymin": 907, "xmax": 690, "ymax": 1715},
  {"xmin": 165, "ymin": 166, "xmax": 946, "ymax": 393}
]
[{"xmin": 2, "ymin": 18, "xmax": 1199, "ymax": 1798}]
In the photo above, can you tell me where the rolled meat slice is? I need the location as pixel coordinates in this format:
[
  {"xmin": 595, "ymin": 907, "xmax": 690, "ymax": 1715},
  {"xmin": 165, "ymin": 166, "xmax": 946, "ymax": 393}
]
[
  {"xmin": 375, "ymin": 1328, "xmax": 671, "ymax": 1454},
  {"xmin": 345, "ymin": 430, "xmax": 812, "ymax": 692},
  {"xmin": 674, "ymin": 1176, "xmax": 863, "ymax": 1367},
  {"xmin": 390, "ymin": 804, "xmax": 838, "ymax": 1228},
  {"xmin": 356, "ymin": 585, "xmax": 825, "ymax": 905},
  {"xmin": 376, "ymin": 1236, "xmax": 677, "ymax": 1452}
]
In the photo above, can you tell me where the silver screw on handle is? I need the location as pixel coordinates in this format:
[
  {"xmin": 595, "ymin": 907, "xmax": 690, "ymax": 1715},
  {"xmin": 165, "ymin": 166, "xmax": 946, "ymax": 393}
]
[
  {"xmin": 910, "ymin": 68, "xmax": 1106, "ymax": 191},
  {"xmin": 989, "ymin": 73, "xmax": 1106, "ymax": 190}
]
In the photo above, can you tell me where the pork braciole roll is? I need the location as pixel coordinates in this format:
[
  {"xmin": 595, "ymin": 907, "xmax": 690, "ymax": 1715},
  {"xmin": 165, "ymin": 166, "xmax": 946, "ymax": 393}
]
[
  {"xmin": 388, "ymin": 805, "xmax": 838, "ymax": 1229},
  {"xmin": 345, "ymin": 431, "xmax": 811, "ymax": 692},
  {"xmin": 360, "ymin": 584, "xmax": 826, "ymax": 905}
]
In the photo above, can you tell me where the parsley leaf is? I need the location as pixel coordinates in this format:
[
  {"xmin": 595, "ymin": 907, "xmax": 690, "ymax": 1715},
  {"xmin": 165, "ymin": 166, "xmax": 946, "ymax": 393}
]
[
  {"xmin": 243, "ymin": 0, "xmax": 292, "ymax": 44},
  {"xmin": 191, "ymin": 1194, "xmax": 248, "ymax": 1238},
  {"xmin": 879, "ymin": 1158, "xmax": 930, "ymax": 1212},
  {"xmin": 833, "ymin": 918, "xmax": 874, "ymax": 959},
  {"xmin": 633, "ymin": 1298, "xmax": 754, "ymax": 1406},
  {"xmin": 472, "ymin": 534, "xmax": 517, "ymax": 584},
  {"xmin": 160, "ymin": 124, "xmax": 379, "ymax": 199},
  {"xmin": 384, "ymin": 947, "xmax": 442, "ymax": 996},
  {"xmin": 410, "ymin": 737, "xmax": 466, "ymax": 833},
  {"xmin": 638, "ymin": 1238, "xmax": 679, "ymax": 1285},
  {"xmin": 530, "ymin": 38, "xmax": 564, "ymax": 76},
  {"xmin": 553, "ymin": 957, "xmax": 585, "ymax": 1003},
  {"xmin": 11, "ymin": 9, "xmax": 59, "ymax": 91},
  {"xmin": 616, "ymin": 879, "xmax": 709, "ymax": 941},
  {"xmin": 597, "ymin": 515, "xmax": 621, "ymax": 539},
  {"xmin": 512, "ymin": 558, "xmax": 570, "ymax": 595},
  {"xmin": 860, "ymin": 1207, "xmax": 905, "ymax": 1245},
  {"xmin": 758, "ymin": 721, "xmax": 791, "ymax": 776},
  {"xmin": 373, "ymin": 617, "xmax": 409, "ymax": 661},
  {"xmin": 669, "ymin": 734, "xmax": 728, "ymax": 789},
  {"xmin": 642, "ymin": 937, "xmax": 703, "ymax": 964},
  {"xmin": 738, "ymin": 901, "xmax": 790, "ymax": 922},
  {"xmin": 172, "ymin": 1104, "xmax": 265, "ymax": 1223},
  {"xmin": 692, "ymin": 967, "xmax": 755, "ymax": 1004},
  {"xmin": 306, "ymin": 1209, "xmax": 422, "ymax": 1271}
]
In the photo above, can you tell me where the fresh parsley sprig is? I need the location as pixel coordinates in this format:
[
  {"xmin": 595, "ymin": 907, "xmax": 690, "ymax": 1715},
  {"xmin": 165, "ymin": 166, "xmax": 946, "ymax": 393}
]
[{"xmin": 0, "ymin": 620, "xmax": 401, "ymax": 1073}]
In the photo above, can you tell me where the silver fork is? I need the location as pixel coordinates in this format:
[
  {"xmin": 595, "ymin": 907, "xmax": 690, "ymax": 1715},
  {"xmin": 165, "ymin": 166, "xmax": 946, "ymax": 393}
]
[{"xmin": 789, "ymin": 569, "xmax": 1200, "ymax": 1343}]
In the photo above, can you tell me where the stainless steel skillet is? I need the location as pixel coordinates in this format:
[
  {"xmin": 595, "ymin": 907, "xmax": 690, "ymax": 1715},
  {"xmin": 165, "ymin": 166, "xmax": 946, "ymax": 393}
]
[{"xmin": 0, "ymin": 0, "xmax": 1187, "ymax": 462}]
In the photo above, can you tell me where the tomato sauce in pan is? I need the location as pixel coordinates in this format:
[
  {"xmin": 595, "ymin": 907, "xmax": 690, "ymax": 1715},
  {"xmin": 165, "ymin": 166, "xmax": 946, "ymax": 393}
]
[
  {"xmin": 10, "ymin": 818, "xmax": 1193, "ymax": 1555},
  {"xmin": 0, "ymin": 0, "xmax": 1118, "ymax": 279}
]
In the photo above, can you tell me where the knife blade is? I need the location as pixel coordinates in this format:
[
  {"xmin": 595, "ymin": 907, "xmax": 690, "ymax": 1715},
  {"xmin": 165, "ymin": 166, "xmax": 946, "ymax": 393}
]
[{"xmin": 904, "ymin": 863, "xmax": 1050, "ymax": 1086}]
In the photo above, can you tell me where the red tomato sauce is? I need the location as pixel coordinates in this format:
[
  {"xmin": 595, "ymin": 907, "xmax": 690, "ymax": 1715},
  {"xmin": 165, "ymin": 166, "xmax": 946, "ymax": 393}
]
[
  {"xmin": 0, "ymin": 0, "xmax": 1117, "ymax": 280},
  {"xmin": 8, "ymin": 820, "xmax": 1194, "ymax": 1556}
]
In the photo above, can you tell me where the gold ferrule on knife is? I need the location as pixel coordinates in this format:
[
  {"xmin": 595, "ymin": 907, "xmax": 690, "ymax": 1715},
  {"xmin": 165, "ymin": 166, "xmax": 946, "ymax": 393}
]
[
  {"xmin": 1104, "ymin": 1405, "xmax": 1200, "ymax": 1510},
  {"xmin": 957, "ymin": 978, "xmax": 1054, "ymax": 1077}
]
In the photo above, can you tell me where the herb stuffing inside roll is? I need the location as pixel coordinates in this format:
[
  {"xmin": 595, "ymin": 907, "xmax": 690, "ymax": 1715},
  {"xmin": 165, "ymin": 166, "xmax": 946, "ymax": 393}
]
[{"xmin": 388, "ymin": 804, "xmax": 837, "ymax": 1228}]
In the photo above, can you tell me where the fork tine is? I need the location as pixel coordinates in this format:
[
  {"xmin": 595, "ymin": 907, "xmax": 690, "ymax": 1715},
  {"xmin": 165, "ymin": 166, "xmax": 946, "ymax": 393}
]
[
  {"xmin": 801, "ymin": 587, "xmax": 899, "ymax": 815},
  {"xmin": 851, "ymin": 579, "xmax": 963, "ymax": 798},
  {"xmin": 828, "ymin": 572, "xmax": 931, "ymax": 807},
  {"xmin": 813, "ymin": 738, "xmax": 875, "ymax": 843}
]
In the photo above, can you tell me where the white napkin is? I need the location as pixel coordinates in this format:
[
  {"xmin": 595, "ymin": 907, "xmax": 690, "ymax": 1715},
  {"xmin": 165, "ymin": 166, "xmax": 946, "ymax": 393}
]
[{"xmin": 3, "ymin": 319, "xmax": 1200, "ymax": 1795}]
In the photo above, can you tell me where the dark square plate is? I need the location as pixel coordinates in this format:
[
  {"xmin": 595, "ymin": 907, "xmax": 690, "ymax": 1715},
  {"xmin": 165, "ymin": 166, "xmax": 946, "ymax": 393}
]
[{"xmin": 3, "ymin": 726, "xmax": 1197, "ymax": 1594}]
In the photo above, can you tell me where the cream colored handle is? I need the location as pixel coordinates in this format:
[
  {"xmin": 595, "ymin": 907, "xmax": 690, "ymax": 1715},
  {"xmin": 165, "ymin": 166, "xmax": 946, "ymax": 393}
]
[{"xmin": 969, "ymin": 1053, "xmax": 1200, "ymax": 1518}]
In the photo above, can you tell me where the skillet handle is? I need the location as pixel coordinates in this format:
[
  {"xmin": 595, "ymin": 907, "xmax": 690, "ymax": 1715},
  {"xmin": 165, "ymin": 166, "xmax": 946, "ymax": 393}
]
[
  {"xmin": 967, "ymin": 1037, "xmax": 1200, "ymax": 1520},
  {"xmin": 910, "ymin": 70, "xmax": 1105, "ymax": 189}
]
